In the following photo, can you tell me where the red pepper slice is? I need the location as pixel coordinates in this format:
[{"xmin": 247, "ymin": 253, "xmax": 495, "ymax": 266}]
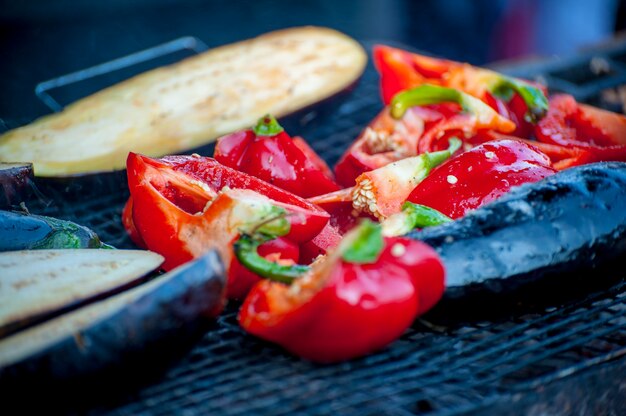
[
  {"xmin": 238, "ymin": 221, "xmax": 445, "ymax": 362},
  {"xmin": 373, "ymin": 45, "xmax": 548, "ymax": 137},
  {"xmin": 128, "ymin": 152, "xmax": 288, "ymax": 263},
  {"xmin": 214, "ymin": 115, "xmax": 339, "ymax": 198},
  {"xmin": 147, "ymin": 154, "xmax": 330, "ymax": 243},
  {"xmin": 406, "ymin": 139, "xmax": 556, "ymax": 219},
  {"xmin": 127, "ymin": 153, "xmax": 327, "ymax": 298},
  {"xmin": 534, "ymin": 94, "xmax": 626, "ymax": 165}
]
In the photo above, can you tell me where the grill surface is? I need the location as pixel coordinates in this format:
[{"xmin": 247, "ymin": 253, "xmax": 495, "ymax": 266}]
[{"xmin": 7, "ymin": 40, "xmax": 626, "ymax": 415}]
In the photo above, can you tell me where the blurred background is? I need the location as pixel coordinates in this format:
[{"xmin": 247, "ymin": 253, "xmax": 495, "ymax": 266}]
[{"xmin": 1, "ymin": 0, "xmax": 624, "ymax": 119}]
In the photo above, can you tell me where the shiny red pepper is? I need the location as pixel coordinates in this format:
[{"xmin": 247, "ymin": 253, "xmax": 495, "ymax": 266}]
[
  {"xmin": 153, "ymin": 154, "xmax": 330, "ymax": 243},
  {"xmin": 126, "ymin": 153, "xmax": 327, "ymax": 299},
  {"xmin": 534, "ymin": 94, "xmax": 626, "ymax": 169},
  {"xmin": 214, "ymin": 114, "xmax": 339, "ymax": 198},
  {"xmin": 238, "ymin": 221, "xmax": 445, "ymax": 362},
  {"xmin": 406, "ymin": 139, "xmax": 556, "ymax": 219},
  {"xmin": 373, "ymin": 45, "xmax": 548, "ymax": 138}
]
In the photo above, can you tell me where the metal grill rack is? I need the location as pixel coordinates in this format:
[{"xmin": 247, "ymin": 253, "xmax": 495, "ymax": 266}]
[{"xmin": 5, "ymin": 40, "xmax": 626, "ymax": 415}]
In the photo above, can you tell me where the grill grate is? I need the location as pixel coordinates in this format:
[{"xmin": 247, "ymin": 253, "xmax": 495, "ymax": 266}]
[{"xmin": 12, "ymin": 40, "xmax": 626, "ymax": 415}]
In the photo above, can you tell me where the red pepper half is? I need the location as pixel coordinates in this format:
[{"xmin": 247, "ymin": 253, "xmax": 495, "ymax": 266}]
[
  {"xmin": 238, "ymin": 220, "xmax": 445, "ymax": 362},
  {"xmin": 373, "ymin": 45, "xmax": 548, "ymax": 137},
  {"xmin": 534, "ymin": 94, "xmax": 626, "ymax": 168},
  {"xmin": 146, "ymin": 154, "xmax": 330, "ymax": 243},
  {"xmin": 214, "ymin": 114, "xmax": 339, "ymax": 198},
  {"xmin": 127, "ymin": 152, "xmax": 326, "ymax": 298},
  {"xmin": 407, "ymin": 139, "xmax": 556, "ymax": 219}
]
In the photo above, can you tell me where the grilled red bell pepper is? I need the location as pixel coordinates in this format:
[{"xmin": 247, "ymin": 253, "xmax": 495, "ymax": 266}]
[
  {"xmin": 238, "ymin": 220, "xmax": 445, "ymax": 362},
  {"xmin": 534, "ymin": 94, "xmax": 626, "ymax": 169},
  {"xmin": 146, "ymin": 154, "xmax": 330, "ymax": 243},
  {"xmin": 407, "ymin": 139, "xmax": 556, "ymax": 219},
  {"xmin": 127, "ymin": 153, "xmax": 326, "ymax": 298},
  {"xmin": 373, "ymin": 45, "xmax": 548, "ymax": 137},
  {"xmin": 334, "ymin": 85, "xmax": 515, "ymax": 186},
  {"xmin": 214, "ymin": 114, "xmax": 339, "ymax": 198}
]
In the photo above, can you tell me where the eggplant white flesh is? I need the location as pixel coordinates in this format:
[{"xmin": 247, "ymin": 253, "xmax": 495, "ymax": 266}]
[
  {"xmin": 409, "ymin": 162, "xmax": 626, "ymax": 311},
  {"xmin": 0, "ymin": 27, "xmax": 366, "ymax": 177},
  {"xmin": 0, "ymin": 251, "xmax": 225, "ymax": 385},
  {"xmin": 0, "ymin": 162, "xmax": 33, "ymax": 208},
  {"xmin": 0, "ymin": 249, "xmax": 164, "ymax": 337}
]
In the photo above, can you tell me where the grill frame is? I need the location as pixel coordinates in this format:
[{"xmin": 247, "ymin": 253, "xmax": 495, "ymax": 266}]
[{"xmin": 3, "ymin": 39, "xmax": 626, "ymax": 415}]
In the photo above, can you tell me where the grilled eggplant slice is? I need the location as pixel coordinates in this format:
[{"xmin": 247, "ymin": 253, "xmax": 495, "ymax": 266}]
[
  {"xmin": 0, "ymin": 249, "xmax": 164, "ymax": 337},
  {"xmin": 0, "ymin": 163, "xmax": 34, "ymax": 208},
  {"xmin": 409, "ymin": 162, "xmax": 626, "ymax": 310},
  {"xmin": 0, "ymin": 251, "xmax": 225, "ymax": 388},
  {"xmin": 0, "ymin": 210, "xmax": 109, "ymax": 250},
  {"xmin": 0, "ymin": 27, "xmax": 366, "ymax": 177}
]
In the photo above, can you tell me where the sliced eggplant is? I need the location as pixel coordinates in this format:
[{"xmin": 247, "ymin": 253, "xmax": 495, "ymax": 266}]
[
  {"xmin": 0, "ymin": 249, "xmax": 164, "ymax": 337},
  {"xmin": 0, "ymin": 210, "xmax": 109, "ymax": 251},
  {"xmin": 0, "ymin": 27, "xmax": 366, "ymax": 177},
  {"xmin": 0, "ymin": 251, "xmax": 225, "ymax": 389},
  {"xmin": 409, "ymin": 162, "xmax": 626, "ymax": 314},
  {"xmin": 0, "ymin": 162, "xmax": 34, "ymax": 208}
]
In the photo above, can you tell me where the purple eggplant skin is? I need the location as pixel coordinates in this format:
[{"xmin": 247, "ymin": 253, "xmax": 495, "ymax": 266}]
[
  {"xmin": 0, "ymin": 163, "xmax": 34, "ymax": 208},
  {"xmin": 0, "ymin": 251, "xmax": 226, "ymax": 405},
  {"xmin": 0, "ymin": 210, "xmax": 108, "ymax": 250},
  {"xmin": 408, "ymin": 162, "xmax": 626, "ymax": 318}
]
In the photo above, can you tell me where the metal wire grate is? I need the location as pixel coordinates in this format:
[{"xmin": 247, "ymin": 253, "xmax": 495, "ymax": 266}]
[{"xmin": 13, "ymin": 40, "xmax": 626, "ymax": 415}]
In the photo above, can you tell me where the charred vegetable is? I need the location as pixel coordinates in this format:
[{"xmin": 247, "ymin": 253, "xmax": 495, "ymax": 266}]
[
  {"xmin": 0, "ymin": 249, "xmax": 164, "ymax": 337},
  {"xmin": 0, "ymin": 210, "xmax": 109, "ymax": 251},
  {"xmin": 0, "ymin": 251, "xmax": 225, "ymax": 389},
  {"xmin": 408, "ymin": 162, "xmax": 626, "ymax": 305},
  {"xmin": 0, "ymin": 163, "xmax": 34, "ymax": 208}
]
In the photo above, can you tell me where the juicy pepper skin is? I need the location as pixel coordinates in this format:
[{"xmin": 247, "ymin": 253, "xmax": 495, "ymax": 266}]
[{"xmin": 238, "ymin": 222, "xmax": 445, "ymax": 363}]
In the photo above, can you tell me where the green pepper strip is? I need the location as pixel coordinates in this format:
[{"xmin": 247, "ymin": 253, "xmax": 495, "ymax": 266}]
[
  {"xmin": 402, "ymin": 202, "xmax": 452, "ymax": 228},
  {"xmin": 253, "ymin": 114, "xmax": 285, "ymax": 136},
  {"xmin": 234, "ymin": 220, "xmax": 388, "ymax": 284},
  {"xmin": 390, "ymin": 84, "xmax": 497, "ymax": 121},
  {"xmin": 423, "ymin": 137, "xmax": 462, "ymax": 169},
  {"xmin": 234, "ymin": 234, "xmax": 310, "ymax": 284},
  {"xmin": 382, "ymin": 202, "xmax": 452, "ymax": 237},
  {"xmin": 488, "ymin": 75, "xmax": 548, "ymax": 123}
]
